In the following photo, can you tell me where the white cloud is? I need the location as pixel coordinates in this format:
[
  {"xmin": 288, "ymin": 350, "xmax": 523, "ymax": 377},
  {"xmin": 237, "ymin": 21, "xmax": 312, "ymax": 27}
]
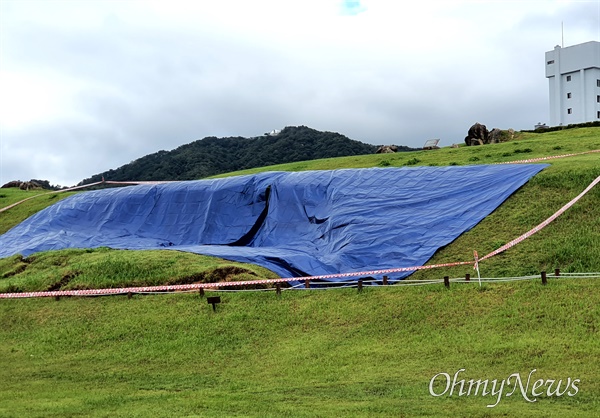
[
  {"xmin": 0, "ymin": 72, "xmax": 69, "ymax": 129},
  {"xmin": 0, "ymin": 0, "xmax": 598, "ymax": 186}
]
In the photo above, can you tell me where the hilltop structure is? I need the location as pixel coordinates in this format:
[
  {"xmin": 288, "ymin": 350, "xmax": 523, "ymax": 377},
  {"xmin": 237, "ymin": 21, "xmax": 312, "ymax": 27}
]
[{"xmin": 545, "ymin": 41, "xmax": 600, "ymax": 126}]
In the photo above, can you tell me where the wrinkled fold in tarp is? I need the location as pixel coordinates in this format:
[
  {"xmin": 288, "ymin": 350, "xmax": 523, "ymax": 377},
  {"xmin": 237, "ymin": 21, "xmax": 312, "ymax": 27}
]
[{"xmin": 0, "ymin": 165, "xmax": 547, "ymax": 282}]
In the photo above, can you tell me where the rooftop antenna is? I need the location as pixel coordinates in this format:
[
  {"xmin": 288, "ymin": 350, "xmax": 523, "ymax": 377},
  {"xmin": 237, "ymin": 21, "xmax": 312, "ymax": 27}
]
[{"xmin": 561, "ymin": 21, "xmax": 564, "ymax": 47}]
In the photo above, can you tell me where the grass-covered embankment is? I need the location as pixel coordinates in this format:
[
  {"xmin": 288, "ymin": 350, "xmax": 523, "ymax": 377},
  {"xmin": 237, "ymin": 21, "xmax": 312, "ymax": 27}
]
[
  {"xmin": 0, "ymin": 248, "xmax": 279, "ymax": 293},
  {"xmin": 0, "ymin": 127, "xmax": 599, "ymax": 416},
  {"xmin": 1, "ymin": 279, "xmax": 599, "ymax": 417},
  {"xmin": 1, "ymin": 127, "xmax": 599, "ymax": 290},
  {"xmin": 0, "ymin": 188, "xmax": 75, "ymax": 235}
]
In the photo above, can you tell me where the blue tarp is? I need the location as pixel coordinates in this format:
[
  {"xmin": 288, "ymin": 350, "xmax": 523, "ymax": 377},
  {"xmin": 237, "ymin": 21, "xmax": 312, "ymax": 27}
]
[{"xmin": 0, "ymin": 165, "xmax": 547, "ymax": 282}]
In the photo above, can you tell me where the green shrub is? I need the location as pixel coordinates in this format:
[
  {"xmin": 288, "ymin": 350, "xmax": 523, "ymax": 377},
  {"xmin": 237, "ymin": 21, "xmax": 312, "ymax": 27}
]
[{"xmin": 404, "ymin": 158, "xmax": 421, "ymax": 166}]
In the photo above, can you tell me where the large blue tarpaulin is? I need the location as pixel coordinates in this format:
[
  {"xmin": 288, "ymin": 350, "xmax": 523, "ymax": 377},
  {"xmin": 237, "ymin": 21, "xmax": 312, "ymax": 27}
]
[{"xmin": 0, "ymin": 165, "xmax": 546, "ymax": 282}]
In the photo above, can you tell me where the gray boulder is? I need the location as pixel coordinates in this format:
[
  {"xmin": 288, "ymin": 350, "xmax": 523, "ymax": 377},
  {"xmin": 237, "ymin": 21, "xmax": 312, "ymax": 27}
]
[
  {"xmin": 376, "ymin": 145, "xmax": 399, "ymax": 154},
  {"xmin": 464, "ymin": 122, "xmax": 489, "ymax": 146}
]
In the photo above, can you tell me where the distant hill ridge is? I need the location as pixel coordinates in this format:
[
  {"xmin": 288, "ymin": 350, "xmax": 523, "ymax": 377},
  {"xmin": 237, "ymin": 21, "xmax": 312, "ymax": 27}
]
[{"xmin": 80, "ymin": 126, "xmax": 417, "ymax": 184}]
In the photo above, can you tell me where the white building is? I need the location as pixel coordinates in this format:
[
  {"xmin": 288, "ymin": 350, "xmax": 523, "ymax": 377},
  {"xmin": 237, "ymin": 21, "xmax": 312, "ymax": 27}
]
[{"xmin": 545, "ymin": 41, "xmax": 600, "ymax": 126}]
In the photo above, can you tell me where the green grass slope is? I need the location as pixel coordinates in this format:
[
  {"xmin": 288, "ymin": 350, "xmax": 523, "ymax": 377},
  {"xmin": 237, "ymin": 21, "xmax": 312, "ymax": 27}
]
[
  {"xmin": 0, "ymin": 189, "xmax": 75, "ymax": 235},
  {"xmin": 0, "ymin": 127, "xmax": 599, "ymax": 416},
  {"xmin": 1, "ymin": 280, "xmax": 598, "ymax": 417}
]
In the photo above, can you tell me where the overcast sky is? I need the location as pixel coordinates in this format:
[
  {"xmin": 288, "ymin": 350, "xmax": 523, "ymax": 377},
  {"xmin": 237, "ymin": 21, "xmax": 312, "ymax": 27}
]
[{"xmin": 1, "ymin": 0, "xmax": 599, "ymax": 187}]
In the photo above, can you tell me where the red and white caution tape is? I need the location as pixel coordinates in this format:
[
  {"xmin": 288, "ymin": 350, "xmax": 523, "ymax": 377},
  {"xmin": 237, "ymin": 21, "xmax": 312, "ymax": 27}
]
[
  {"xmin": 495, "ymin": 149, "xmax": 600, "ymax": 165},
  {"xmin": 479, "ymin": 174, "xmax": 600, "ymax": 261},
  {"xmin": 0, "ymin": 260, "xmax": 474, "ymax": 299}
]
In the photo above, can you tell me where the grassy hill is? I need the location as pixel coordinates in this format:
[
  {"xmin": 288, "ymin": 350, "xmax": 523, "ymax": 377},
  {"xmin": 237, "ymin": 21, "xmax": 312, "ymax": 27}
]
[
  {"xmin": 78, "ymin": 125, "xmax": 402, "ymax": 185},
  {"xmin": 1, "ymin": 127, "xmax": 599, "ymax": 416},
  {"xmin": 2, "ymin": 127, "xmax": 599, "ymax": 291}
]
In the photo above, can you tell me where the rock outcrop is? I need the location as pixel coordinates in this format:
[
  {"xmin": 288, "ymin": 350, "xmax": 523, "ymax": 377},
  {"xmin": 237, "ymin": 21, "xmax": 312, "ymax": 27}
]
[
  {"xmin": 464, "ymin": 122, "xmax": 489, "ymax": 146},
  {"xmin": 376, "ymin": 145, "xmax": 399, "ymax": 154},
  {"xmin": 464, "ymin": 123, "xmax": 513, "ymax": 146},
  {"xmin": 1, "ymin": 180, "xmax": 43, "ymax": 190}
]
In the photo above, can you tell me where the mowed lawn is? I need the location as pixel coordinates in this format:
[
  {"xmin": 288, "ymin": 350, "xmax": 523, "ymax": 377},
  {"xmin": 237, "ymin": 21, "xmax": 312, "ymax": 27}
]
[{"xmin": 1, "ymin": 279, "xmax": 599, "ymax": 417}]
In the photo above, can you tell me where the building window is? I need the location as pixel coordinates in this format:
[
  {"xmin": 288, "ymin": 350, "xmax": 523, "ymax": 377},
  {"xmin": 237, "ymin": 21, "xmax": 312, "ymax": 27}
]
[
  {"xmin": 597, "ymin": 79, "xmax": 600, "ymax": 87},
  {"xmin": 598, "ymin": 111, "xmax": 600, "ymax": 119},
  {"xmin": 598, "ymin": 95, "xmax": 600, "ymax": 103},
  {"xmin": 567, "ymin": 108, "xmax": 572, "ymax": 114},
  {"xmin": 567, "ymin": 92, "xmax": 572, "ymax": 99},
  {"xmin": 547, "ymin": 60, "xmax": 554, "ymax": 65},
  {"xmin": 566, "ymin": 75, "xmax": 572, "ymax": 82}
]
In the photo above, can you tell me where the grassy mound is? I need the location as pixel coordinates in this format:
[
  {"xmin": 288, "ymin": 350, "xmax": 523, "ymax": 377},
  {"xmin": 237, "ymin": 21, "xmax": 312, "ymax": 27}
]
[
  {"xmin": 1, "ymin": 127, "xmax": 599, "ymax": 416},
  {"xmin": 0, "ymin": 248, "xmax": 278, "ymax": 293},
  {"xmin": 1, "ymin": 127, "xmax": 599, "ymax": 291}
]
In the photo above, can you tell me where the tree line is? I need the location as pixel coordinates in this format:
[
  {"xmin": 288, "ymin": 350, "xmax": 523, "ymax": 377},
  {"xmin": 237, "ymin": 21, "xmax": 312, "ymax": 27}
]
[{"xmin": 79, "ymin": 126, "xmax": 418, "ymax": 185}]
